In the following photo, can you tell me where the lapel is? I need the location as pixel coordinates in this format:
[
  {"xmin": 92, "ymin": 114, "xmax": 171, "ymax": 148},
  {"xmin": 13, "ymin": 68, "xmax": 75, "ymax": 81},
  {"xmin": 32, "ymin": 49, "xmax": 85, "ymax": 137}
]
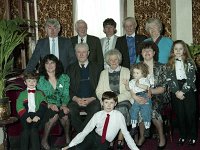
[
  {"xmin": 58, "ymin": 37, "xmax": 62, "ymax": 58},
  {"xmin": 112, "ymin": 35, "xmax": 118, "ymax": 48}
]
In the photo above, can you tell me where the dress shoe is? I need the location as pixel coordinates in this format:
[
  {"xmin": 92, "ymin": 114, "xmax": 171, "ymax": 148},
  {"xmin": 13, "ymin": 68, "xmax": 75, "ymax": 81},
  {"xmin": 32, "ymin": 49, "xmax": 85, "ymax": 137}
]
[
  {"xmin": 187, "ymin": 139, "xmax": 196, "ymax": 145},
  {"xmin": 157, "ymin": 137, "xmax": 167, "ymax": 150},
  {"xmin": 177, "ymin": 138, "xmax": 185, "ymax": 145}
]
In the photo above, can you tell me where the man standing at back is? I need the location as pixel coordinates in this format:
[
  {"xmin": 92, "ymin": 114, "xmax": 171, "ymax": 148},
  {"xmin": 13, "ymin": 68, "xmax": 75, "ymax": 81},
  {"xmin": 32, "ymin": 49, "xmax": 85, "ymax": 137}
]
[
  {"xmin": 115, "ymin": 17, "xmax": 147, "ymax": 69},
  {"xmin": 101, "ymin": 18, "xmax": 118, "ymax": 69},
  {"xmin": 25, "ymin": 18, "xmax": 76, "ymax": 73},
  {"xmin": 71, "ymin": 20, "xmax": 104, "ymax": 70}
]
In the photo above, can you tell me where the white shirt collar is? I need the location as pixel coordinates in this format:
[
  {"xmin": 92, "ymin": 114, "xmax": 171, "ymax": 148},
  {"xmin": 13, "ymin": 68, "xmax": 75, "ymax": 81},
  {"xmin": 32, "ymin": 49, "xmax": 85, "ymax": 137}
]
[
  {"xmin": 78, "ymin": 35, "xmax": 87, "ymax": 43},
  {"xmin": 108, "ymin": 66, "xmax": 121, "ymax": 73},
  {"xmin": 126, "ymin": 33, "xmax": 135, "ymax": 38},
  {"xmin": 79, "ymin": 60, "xmax": 89, "ymax": 68}
]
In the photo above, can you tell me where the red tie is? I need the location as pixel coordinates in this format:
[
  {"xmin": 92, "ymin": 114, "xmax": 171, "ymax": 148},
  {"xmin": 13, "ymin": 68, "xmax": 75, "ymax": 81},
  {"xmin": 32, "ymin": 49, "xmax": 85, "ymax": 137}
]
[
  {"xmin": 101, "ymin": 114, "xmax": 110, "ymax": 143},
  {"xmin": 28, "ymin": 89, "xmax": 35, "ymax": 93}
]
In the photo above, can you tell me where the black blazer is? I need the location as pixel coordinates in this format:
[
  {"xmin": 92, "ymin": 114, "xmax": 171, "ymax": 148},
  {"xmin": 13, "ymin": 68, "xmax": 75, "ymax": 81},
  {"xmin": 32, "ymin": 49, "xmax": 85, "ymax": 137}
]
[
  {"xmin": 67, "ymin": 61, "xmax": 101, "ymax": 100},
  {"xmin": 25, "ymin": 37, "xmax": 76, "ymax": 73},
  {"xmin": 115, "ymin": 34, "xmax": 147, "ymax": 69},
  {"xmin": 71, "ymin": 35, "xmax": 104, "ymax": 70}
]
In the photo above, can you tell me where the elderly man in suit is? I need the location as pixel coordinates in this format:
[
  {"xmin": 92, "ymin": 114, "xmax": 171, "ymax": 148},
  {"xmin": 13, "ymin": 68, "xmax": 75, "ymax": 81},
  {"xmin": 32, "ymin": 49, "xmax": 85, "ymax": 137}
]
[
  {"xmin": 115, "ymin": 17, "xmax": 147, "ymax": 69},
  {"xmin": 67, "ymin": 43, "xmax": 101, "ymax": 133},
  {"xmin": 71, "ymin": 20, "xmax": 104, "ymax": 70},
  {"xmin": 101, "ymin": 18, "xmax": 118, "ymax": 69},
  {"xmin": 25, "ymin": 18, "xmax": 76, "ymax": 73}
]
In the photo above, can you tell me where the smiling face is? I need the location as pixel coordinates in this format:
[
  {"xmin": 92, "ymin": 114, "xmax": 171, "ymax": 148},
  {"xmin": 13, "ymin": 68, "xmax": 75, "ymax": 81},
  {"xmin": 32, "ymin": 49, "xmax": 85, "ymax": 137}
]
[
  {"xmin": 45, "ymin": 59, "xmax": 56, "ymax": 74},
  {"xmin": 148, "ymin": 23, "xmax": 160, "ymax": 39},
  {"xmin": 124, "ymin": 20, "xmax": 136, "ymax": 36},
  {"xmin": 76, "ymin": 46, "xmax": 89, "ymax": 63},
  {"xmin": 141, "ymin": 47, "xmax": 155, "ymax": 61},
  {"xmin": 108, "ymin": 54, "xmax": 120, "ymax": 70},
  {"xmin": 173, "ymin": 43, "xmax": 184, "ymax": 59},
  {"xmin": 104, "ymin": 25, "xmax": 116, "ymax": 37},
  {"xmin": 76, "ymin": 22, "xmax": 87, "ymax": 38},
  {"xmin": 25, "ymin": 79, "xmax": 37, "ymax": 89},
  {"xmin": 102, "ymin": 98, "xmax": 117, "ymax": 113},
  {"xmin": 46, "ymin": 24, "xmax": 60, "ymax": 38}
]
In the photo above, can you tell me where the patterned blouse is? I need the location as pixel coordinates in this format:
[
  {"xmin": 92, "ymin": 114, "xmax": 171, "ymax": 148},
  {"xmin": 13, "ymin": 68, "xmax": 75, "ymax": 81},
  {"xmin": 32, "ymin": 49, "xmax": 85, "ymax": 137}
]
[
  {"xmin": 37, "ymin": 74, "xmax": 70, "ymax": 107},
  {"xmin": 150, "ymin": 62, "xmax": 170, "ymax": 113},
  {"xmin": 166, "ymin": 58, "xmax": 196, "ymax": 93}
]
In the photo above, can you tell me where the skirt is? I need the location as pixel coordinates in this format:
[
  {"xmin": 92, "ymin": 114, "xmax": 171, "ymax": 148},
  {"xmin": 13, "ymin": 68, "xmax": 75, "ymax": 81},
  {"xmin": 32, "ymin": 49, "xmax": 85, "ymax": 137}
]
[{"xmin": 115, "ymin": 100, "xmax": 132, "ymax": 126}]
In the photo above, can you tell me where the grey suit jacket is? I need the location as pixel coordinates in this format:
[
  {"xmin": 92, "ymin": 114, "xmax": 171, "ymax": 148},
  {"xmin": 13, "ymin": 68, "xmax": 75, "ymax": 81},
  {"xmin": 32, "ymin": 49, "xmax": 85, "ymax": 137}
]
[
  {"xmin": 100, "ymin": 35, "xmax": 118, "ymax": 53},
  {"xmin": 71, "ymin": 35, "xmax": 104, "ymax": 70},
  {"xmin": 25, "ymin": 37, "xmax": 76, "ymax": 73}
]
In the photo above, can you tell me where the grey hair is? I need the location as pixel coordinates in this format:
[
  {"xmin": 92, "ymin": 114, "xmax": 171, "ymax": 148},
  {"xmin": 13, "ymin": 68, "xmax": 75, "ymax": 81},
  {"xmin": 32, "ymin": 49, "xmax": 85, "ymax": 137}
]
[
  {"xmin": 75, "ymin": 43, "xmax": 89, "ymax": 52},
  {"xmin": 145, "ymin": 18, "xmax": 163, "ymax": 34},
  {"xmin": 105, "ymin": 49, "xmax": 122, "ymax": 65},
  {"xmin": 75, "ymin": 19, "xmax": 87, "ymax": 30},
  {"xmin": 123, "ymin": 17, "xmax": 137, "ymax": 28},
  {"xmin": 45, "ymin": 18, "xmax": 60, "ymax": 29}
]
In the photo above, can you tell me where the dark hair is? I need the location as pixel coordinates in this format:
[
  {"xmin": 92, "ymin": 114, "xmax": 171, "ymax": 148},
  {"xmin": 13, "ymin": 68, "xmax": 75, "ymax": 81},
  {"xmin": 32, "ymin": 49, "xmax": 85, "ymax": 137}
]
[
  {"xmin": 103, "ymin": 18, "xmax": 117, "ymax": 28},
  {"xmin": 102, "ymin": 91, "xmax": 118, "ymax": 103},
  {"xmin": 39, "ymin": 54, "xmax": 64, "ymax": 80},
  {"xmin": 131, "ymin": 62, "xmax": 149, "ymax": 78},
  {"xmin": 139, "ymin": 41, "xmax": 159, "ymax": 62},
  {"xmin": 23, "ymin": 72, "xmax": 38, "ymax": 80}
]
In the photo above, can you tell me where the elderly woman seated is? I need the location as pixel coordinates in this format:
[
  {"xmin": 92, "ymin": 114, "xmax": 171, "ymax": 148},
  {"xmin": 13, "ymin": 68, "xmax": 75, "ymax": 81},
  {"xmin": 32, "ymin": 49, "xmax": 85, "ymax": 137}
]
[{"xmin": 96, "ymin": 49, "xmax": 132, "ymax": 149}]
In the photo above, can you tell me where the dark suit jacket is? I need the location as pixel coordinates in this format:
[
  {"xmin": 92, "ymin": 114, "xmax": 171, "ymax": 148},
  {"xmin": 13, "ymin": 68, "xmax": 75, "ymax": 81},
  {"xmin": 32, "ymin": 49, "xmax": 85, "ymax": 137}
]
[
  {"xmin": 71, "ymin": 35, "xmax": 104, "ymax": 70},
  {"xmin": 25, "ymin": 37, "xmax": 76, "ymax": 73},
  {"xmin": 67, "ymin": 61, "xmax": 101, "ymax": 100},
  {"xmin": 115, "ymin": 34, "xmax": 147, "ymax": 69}
]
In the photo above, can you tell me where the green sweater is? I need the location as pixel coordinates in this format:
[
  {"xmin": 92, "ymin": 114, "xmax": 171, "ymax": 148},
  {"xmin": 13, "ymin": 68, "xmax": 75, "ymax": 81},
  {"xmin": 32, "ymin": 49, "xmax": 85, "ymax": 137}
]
[
  {"xmin": 37, "ymin": 74, "xmax": 70, "ymax": 106},
  {"xmin": 16, "ymin": 90, "xmax": 46, "ymax": 119}
]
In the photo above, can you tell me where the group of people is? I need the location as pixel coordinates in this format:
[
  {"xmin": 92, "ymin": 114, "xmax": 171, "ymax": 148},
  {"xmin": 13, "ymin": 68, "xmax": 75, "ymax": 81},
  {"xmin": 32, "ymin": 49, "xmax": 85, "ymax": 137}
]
[{"xmin": 16, "ymin": 16, "xmax": 197, "ymax": 150}]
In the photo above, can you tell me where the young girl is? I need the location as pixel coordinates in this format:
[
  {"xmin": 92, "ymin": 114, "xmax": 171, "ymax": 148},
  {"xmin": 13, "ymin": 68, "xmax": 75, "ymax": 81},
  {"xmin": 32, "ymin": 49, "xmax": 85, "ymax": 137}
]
[
  {"xmin": 166, "ymin": 40, "xmax": 197, "ymax": 145},
  {"xmin": 124, "ymin": 62, "xmax": 152, "ymax": 130}
]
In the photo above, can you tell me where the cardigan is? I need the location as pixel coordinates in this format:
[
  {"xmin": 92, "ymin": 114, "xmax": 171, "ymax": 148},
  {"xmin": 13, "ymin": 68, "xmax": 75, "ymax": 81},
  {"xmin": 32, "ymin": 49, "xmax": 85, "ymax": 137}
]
[{"xmin": 96, "ymin": 66, "xmax": 131, "ymax": 103}]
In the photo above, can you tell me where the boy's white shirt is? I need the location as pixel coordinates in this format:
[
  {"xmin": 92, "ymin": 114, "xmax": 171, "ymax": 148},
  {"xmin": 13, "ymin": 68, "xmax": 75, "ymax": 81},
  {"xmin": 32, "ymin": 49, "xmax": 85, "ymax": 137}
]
[
  {"xmin": 62, "ymin": 110, "xmax": 139, "ymax": 150},
  {"xmin": 27, "ymin": 88, "xmax": 36, "ymax": 112}
]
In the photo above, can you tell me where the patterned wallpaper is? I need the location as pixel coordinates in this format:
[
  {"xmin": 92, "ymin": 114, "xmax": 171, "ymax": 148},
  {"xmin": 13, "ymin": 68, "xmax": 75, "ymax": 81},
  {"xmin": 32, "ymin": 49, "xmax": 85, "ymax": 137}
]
[
  {"xmin": 192, "ymin": 0, "xmax": 200, "ymax": 44},
  {"xmin": 37, "ymin": 0, "xmax": 73, "ymax": 38},
  {"xmin": 0, "ymin": 0, "xmax": 5, "ymax": 19},
  {"xmin": 134, "ymin": 0, "xmax": 171, "ymax": 37}
]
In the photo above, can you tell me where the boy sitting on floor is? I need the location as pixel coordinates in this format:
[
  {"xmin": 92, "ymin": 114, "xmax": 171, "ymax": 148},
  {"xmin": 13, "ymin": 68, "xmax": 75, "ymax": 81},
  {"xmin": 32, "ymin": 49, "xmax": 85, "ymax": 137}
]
[{"xmin": 62, "ymin": 91, "xmax": 139, "ymax": 150}]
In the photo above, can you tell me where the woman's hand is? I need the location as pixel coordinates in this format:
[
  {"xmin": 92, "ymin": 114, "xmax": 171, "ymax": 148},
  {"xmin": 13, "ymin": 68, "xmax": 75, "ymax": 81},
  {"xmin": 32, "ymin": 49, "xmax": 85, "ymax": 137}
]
[
  {"xmin": 130, "ymin": 91, "xmax": 147, "ymax": 104},
  {"xmin": 49, "ymin": 104, "xmax": 59, "ymax": 112},
  {"xmin": 60, "ymin": 106, "xmax": 70, "ymax": 114},
  {"xmin": 147, "ymin": 88, "xmax": 152, "ymax": 98}
]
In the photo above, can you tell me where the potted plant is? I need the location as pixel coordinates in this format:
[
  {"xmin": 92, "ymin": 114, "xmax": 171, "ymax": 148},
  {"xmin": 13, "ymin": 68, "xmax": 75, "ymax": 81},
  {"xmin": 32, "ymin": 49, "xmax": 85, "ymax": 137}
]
[
  {"xmin": 0, "ymin": 18, "xmax": 27, "ymax": 120},
  {"xmin": 189, "ymin": 44, "xmax": 200, "ymax": 68}
]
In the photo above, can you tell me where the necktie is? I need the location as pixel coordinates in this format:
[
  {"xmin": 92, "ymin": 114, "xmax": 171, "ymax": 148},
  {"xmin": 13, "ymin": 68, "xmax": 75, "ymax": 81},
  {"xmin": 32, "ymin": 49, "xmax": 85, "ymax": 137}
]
[
  {"xmin": 28, "ymin": 89, "xmax": 35, "ymax": 93},
  {"xmin": 81, "ymin": 38, "xmax": 84, "ymax": 43},
  {"xmin": 101, "ymin": 114, "xmax": 110, "ymax": 143},
  {"xmin": 81, "ymin": 64, "xmax": 85, "ymax": 68},
  {"xmin": 52, "ymin": 38, "xmax": 55, "ymax": 55},
  {"xmin": 126, "ymin": 36, "xmax": 136, "ymax": 64},
  {"xmin": 104, "ymin": 37, "xmax": 110, "ymax": 54}
]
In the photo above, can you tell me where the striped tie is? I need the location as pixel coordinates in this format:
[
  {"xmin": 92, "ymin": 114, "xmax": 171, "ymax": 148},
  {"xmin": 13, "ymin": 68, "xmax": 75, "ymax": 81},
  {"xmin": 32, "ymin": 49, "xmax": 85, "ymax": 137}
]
[
  {"xmin": 52, "ymin": 38, "xmax": 55, "ymax": 55},
  {"xmin": 104, "ymin": 37, "xmax": 110, "ymax": 54}
]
